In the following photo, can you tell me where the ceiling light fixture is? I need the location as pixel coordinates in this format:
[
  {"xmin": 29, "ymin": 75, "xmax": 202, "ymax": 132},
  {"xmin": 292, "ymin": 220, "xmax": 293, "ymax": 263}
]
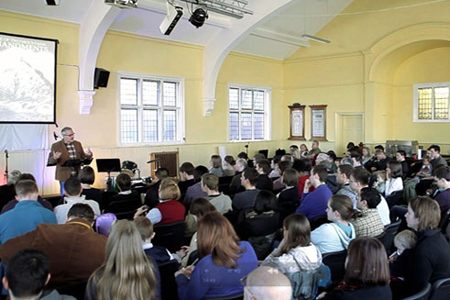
[
  {"xmin": 104, "ymin": 0, "xmax": 138, "ymax": 9},
  {"xmin": 181, "ymin": 0, "xmax": 252, "ymax": 19},
  {"xmin": 189, "ymin": 7, "xmax": 208, "ymax": 28},
  {"xmin": 301, "ymin": 34, "xmax": 330, "ymax": 44}
]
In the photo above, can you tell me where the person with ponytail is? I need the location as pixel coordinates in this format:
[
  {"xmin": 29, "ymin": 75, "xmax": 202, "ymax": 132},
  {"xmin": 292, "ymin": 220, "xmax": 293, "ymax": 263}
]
[{"xmin": 311, "ymin": 195, "xmax": 356, "ymax": 254}]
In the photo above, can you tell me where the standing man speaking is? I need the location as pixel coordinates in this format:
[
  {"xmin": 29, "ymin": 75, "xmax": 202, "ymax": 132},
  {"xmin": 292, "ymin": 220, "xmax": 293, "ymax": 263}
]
[{"xmin": 47, "ymin": 127, "xmax": 93, "ymax": 195}]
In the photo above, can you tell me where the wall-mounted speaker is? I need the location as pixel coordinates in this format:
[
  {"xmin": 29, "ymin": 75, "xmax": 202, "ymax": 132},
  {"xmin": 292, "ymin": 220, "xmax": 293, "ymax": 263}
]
[
  {"xmin": 94, "ymin": 68, "xmax": 110, "ymax": 89},
  {"xmin": 45, "ymin": 0, "xmax": 60, "ymax": 5}
]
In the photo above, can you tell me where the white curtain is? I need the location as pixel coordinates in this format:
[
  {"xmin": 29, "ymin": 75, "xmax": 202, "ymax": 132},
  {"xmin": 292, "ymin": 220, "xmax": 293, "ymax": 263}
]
[{"xmin": 0, "ymin": 124, "xmax": 48, "ymax": 151}]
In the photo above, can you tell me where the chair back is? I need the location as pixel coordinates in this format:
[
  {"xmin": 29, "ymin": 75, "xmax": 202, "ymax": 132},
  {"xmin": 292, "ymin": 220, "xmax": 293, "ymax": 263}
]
[
  {"xmin": 439, "ymin": 208, "xmax": 450, "ymax": 233},
  {"xmin": 322, "ymin": 250, "xmax": 347, "ymax": 283},
  {"xmin": 158, "ymin": 259, "xmax": 181, "ymax": 300},
  {"xmin": 153, "ymin": 221, "xmax": 186, "ymax": 252},
  {"xmin": 54, "ymin": 280, "xmax": 88, "ymax": 300},
  {"xmin": 386, "ymin": 190, "xmax": 404, "ymax": 208},
  {"xmin": 402, "ymin": 283, "xmax": 431, "ymax": 300},
  {"xmin": 310, "ymin": 215, "xmax": 330, "ymax": 231},
  {"xmin": 94, "ymin": 213, "xmax": 117, "ymax": 236},
  {"xmin": 203, "ymin": 293, "xmax": 243, "ymax": 300},
  {"xmin": 378, "ymin": 219, "xmax": 401, "ymax": 254},
  {"xmin": 429, "ymin": 277, "xmax": 450, "ymax": 300}
]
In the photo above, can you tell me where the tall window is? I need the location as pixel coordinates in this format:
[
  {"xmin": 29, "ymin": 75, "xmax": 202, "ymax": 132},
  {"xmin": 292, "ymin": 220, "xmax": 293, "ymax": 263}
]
[
  {"xmin": 228, "ymin": 85, "xmax": 271, "ymax": 141},
  {"xmin": 119, "ymin": 74, "xmax": 184, "ymax": 144},
  {"xmin": 414, "ymin": 83, "xmax": 450, "ymax": 122}
]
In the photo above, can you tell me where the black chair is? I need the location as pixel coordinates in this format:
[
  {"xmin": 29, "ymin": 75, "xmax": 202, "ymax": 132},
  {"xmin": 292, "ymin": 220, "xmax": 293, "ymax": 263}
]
[
  {"xmin": 153, "ymin": 221, "xmax": 186, "ymax": 253},
  {"xmin": 310, "ymin": 215, "xmax": 330, "ymax": 231},
  {"xmin": 105, "ymin": 197, "xmax": 142, "ymax": 220},
  {"xmin": 402, "ymin": 283, "xmax": 431, "ymax": 300},
  {"xmin": 187, "ymin": 250, "xmax": 199, "ymax": 266},
  {"xmin": 439, "ymin": 208, "xmax": 450, "ymax": 233},
  {"xmin": 322, "ymin": 250, "xmax": 347, "ymax": 283},
  {"xmin": 54, "ymin": 280, "xmax": 88, "ymax": 300},
  {"xmin": 386, "ymin": 190, "xmax": 404, "ymax": 208},
  {"xmin": 378, "ymin": 219, "xmax": 401, "ymax": 255},
  {"xmin": 158, "ymin": 259, "xmax": 180, "ymax": 300},
  {"xmin": 204, "ymin": 293, "xmax": 243, "ymax": 300},
  {"xmin": 429, "ymin": 277, "xmax": 450, "ymax": 300}
]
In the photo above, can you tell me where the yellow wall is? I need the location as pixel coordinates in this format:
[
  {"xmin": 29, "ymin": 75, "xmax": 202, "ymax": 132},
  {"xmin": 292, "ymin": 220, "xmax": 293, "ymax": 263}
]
[{"xmin": 285, "ymin": 0, "xmax": 450, "ymax": 152}]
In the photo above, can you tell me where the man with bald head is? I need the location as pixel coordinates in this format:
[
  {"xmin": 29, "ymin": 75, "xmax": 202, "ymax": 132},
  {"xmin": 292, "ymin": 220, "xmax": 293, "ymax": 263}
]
[{"xmin": 244, "ymin": 266, "xmax": 292, "ymax": 300}]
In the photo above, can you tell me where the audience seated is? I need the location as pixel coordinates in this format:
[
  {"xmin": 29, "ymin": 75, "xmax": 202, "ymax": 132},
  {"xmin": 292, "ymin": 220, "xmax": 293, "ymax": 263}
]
[
  {"xmin": 201, "ymin": 173, "xmax": 232, "ymax": 214},
  {"xmin": 0, "ymin": 204, "xmax": 107, "ymax": 288},
  {"xmin": 105, "ymin": 173, "xmax": 141, "ymax": 217},
  {"xmin": 229, "ymin": 158, "xmax": 247, "ymax": 195},
  {"xmin": 350, "ymin": 152, "xmax": 364, "ymax": 169},
  {"xmin": 391, "ymin": 196, "xmax": 450, "ymax": 299},
  {"xmin": 0, "ymin": 180, "xmax": 56, "ymax": 244},
  {"xmin": 136, "ymin": 178, "xmax": 186, "ymax": 226},
  {"xmin": 183, "ymin": 165, "xmax": 208, "ymax": 209},
  {"xmin": 262, "ymin": 214, "xmax": 329, "ymax": 300},
  {"xmin": 134, "ymin": 216, "xmax": 174, "ymax": 266},
  {"xmin": 292, "ymin": 158, "xmax": 314, "ymax": 198},
  {"xmin": 54, "ymin": 177, "xmax": 100, "ymax": 224},
  {"xmin": 244, "ymin": 266, "xmax": 292, "ymax": 300},
  {"xmin": 79, "ymin": 166, "xmax": 102, "ymax": 204},
  {"xmin": 235, "ymin": 191, "xmax": 279, "ymax": 260},
  {"xmin": 370, "ymin": 149, "xmax": 392, "ymax": 172},
  {"xmin": 144, "ymin": 167, "xmax": 169, "ymax": 209},
  {"xmin": 231, "ymin": 168, "xmax": 260, "ymax": 218},
  {"xmin": 336, "ymin": 164, "xmax": 357, "ymax": 208},
  {"xmin": 86, "ymin": 220, "xmax": 159, "ymax": 300},
  {"xmin": 361, "ymin": 146, "xmax": 371, "ymax": 167},
  {"xmin": 296, "ymin": 165, "xmax": 332, "ymax": 222},
  {"xmin": 352, "ymin": 187, "xmax": 384, "ymax": 237},
  {"xmin": 175, "ymin": 211, "xmax": 258, "ymax": 300},
  {"xmin": 319, "ymin": 237, "xmax": 391, "ymax": 300},
  {"xmin": 308, "ymin": 140, "xmax": 321, "ymax": 157},
  {"xmin": 429, "ymin": 144, "xmax": 448, "ymax": 174},
  {"xmin": 0, "ymin": 170, "xmax": 21, "ymax": 212},
  {"xmin": 385, "ymin": 161, "xmax": 403, "ymax": 197},
  {"xmin": 389, "ymin": 229, "xmax": 417, "ymax": 280},
  {"xmin": 273, "ymin": 160, "xmax": 290, "ymax": 191},
  {"xmin": 316, "ymin": 153, "xmax": 339, "ymax": 194},
  {"xmin": 223, "ymin": 155, "xmax": 236, "ymax": 177},
  {"xmin": 255, "ymin": 159, "xmax": 274, "ymax": 191},
  {"xmin": 373, "ymin": 170, "xmax": 387, "ymax": 195},
  {"xmin": 349, "ymin": 168, "xmax": 390, "ymax": 225},
  {"xmin": 311, "ymin": 195, "xmax": 356, "ymax": 254},
  {"xmin": 269, "ymin": 157, "xmax": 281, "ymax": 179},
  {"xmin": 209, "ymin": 155, "xmax": 224, "ymax": 177},
  {"xmin": 396, "ymin": 150, "xmax": 409, "ymax": 179},
  {"xmin": 4, "ymin": 249, "xmax": 75, "ymax": 300},
  {"xmin": 300, "ymin": 144, "xmax": 309, "ymax": 158},
  {"xmin": 178, "ymin": 162, "xmax": 196, "ymax": 200},
  {"xmin": 1, "ymin": 173, "xmax": 53, "ymax": 214},
  {"xmin": 434, "ymin": 166, "xmax": 450, "ymax": 214},
  {"xmin": 178, "ymin": 198, "xmax": 217, "ymax": 267},
  {"xmin": 277, "ymin": 169, "xmax": 300, "ymax": 224}
]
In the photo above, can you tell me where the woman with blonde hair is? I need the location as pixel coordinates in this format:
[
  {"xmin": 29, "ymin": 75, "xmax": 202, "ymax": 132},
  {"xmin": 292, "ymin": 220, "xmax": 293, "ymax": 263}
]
[
  {"xmin": 135, "ymin": 177, "xmax": 186, "ymax": 225},
  {"xmin": 86, "ymin": 220, "xmax": 159, "ymax": 300},
  {"xmin": 176, "ymin": 211, "xmax": 258, "ymax": 300}
]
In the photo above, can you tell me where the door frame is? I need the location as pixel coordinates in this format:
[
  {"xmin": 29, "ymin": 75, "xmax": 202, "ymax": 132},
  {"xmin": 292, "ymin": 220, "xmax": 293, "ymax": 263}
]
[{"xmin": 335, "ymin": 112, "xmax": 365, "ymax": 156}]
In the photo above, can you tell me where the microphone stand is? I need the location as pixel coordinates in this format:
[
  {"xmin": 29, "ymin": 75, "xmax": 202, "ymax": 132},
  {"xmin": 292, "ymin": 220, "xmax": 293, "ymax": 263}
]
[{"xmin": 4, "ymin": 150, "xmax": 9, "ymax": 184}]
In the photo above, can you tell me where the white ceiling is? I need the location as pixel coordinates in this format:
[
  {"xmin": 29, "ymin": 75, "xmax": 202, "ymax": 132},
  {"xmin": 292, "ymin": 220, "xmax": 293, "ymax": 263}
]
[{"xmin": 1, "ymin": 0, "xmax": 353, "ymax": 60}]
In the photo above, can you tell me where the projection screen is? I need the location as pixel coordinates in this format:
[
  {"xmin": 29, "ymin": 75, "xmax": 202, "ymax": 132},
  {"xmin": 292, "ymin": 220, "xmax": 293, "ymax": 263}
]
[{"xmin": 0, "ymin": 32, "xmax": 58, "ymax": 124}]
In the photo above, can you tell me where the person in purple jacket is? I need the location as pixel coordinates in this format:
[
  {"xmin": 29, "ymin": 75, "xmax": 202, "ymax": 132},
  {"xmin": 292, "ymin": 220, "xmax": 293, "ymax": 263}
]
[
  {"xmin": 175, "ymin": 211, "xmax": 258, "ymax": 300},
  {"xmin": 296, "ymin": 165, "xmax": 332, "ymax": 221}
]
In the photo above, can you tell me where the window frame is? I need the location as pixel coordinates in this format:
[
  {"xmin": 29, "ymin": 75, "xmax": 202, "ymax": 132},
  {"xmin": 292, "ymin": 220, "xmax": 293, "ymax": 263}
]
[
  {"xmin": 117, "ymin": 72, "xmax": 185, "ymax": 146},
  {"xmin": 228, "ymin": 83, "xmax": 272, "ymax": 142},
  {"xmin": 413, "ymin": 82, "xmax": 450, "ymax": 123}
]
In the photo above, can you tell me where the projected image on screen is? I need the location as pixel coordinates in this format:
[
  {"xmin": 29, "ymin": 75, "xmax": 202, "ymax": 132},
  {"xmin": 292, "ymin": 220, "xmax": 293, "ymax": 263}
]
[{"xmin": 0, "ymin": 32, "xmax": 58, "ymax": 124}]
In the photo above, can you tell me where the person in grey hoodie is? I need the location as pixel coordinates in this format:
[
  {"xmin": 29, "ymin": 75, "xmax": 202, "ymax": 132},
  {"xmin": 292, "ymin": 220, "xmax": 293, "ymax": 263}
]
[{"xmin": 311, "ymin": 195, "xmax": 356, "ymax": 254}]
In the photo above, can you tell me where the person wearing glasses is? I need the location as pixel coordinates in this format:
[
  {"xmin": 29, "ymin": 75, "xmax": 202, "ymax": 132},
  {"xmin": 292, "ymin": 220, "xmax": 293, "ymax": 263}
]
[{"xmin": 48, "ymin": 126, "xmax": 93, "ymax": 195}]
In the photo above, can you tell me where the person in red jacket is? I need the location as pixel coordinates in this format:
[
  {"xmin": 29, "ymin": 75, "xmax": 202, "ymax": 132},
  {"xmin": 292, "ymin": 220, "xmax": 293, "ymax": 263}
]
[{"xmin": 136, "ymin": 178, "xmax": 185, "ymax": 225}]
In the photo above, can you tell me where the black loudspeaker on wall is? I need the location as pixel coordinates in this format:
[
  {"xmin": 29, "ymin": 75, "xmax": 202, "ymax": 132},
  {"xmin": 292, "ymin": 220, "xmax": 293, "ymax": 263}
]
[{"xmin": 94, "ymin": 68, "xmax": 110, "ymax": 89}]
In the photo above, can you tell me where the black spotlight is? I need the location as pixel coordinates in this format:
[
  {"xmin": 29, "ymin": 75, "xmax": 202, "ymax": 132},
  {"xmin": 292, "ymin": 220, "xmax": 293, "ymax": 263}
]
[{"xmin": 189, "ymin": 8, "xmax": 208, "ymax": 28}]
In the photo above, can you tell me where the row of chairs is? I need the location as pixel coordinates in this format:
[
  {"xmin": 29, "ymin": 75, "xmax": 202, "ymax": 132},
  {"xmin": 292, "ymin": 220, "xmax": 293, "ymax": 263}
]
[{"xmin": 404, "ymin": 277, "xmax": 450, "ymax": 300}]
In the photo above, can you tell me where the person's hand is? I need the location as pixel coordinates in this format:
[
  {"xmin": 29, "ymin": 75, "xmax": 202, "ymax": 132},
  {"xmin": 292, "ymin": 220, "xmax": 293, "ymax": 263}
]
[
  {"xmin": 278, "ymin": 237, "xmax": 286, "ymax": 250},
  {"xmin": 175, "ymin": 266, "xmax": 195, "ymax": 278},
  {"xmin": 371, "ymin": 167, "xmax": 376, "ymax": 171},
  {"xmin": 53, "ymin": 151, "xmax": 62, "ymax": 160},
  {"xmin": 134, "ymin": 205, "xmax": 149, "ymax": 219},
  {"xmin": 86, "ymin": 148, "xmax": 93, "ymax": 157},
  {"xmin": 304, "ymin": 179, "xmax": 311, "ymax": 193},
  {"xmin": 176, "ymin": 246, "xmax": 189, "ymax": 259}
]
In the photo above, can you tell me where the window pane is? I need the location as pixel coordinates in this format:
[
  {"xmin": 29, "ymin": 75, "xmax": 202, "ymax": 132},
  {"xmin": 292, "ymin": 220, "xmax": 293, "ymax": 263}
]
[
  {"xmin": 418, "ymin": 87, "xmax": 432, "ymax": 120},
  {"xmin": 241, "ymin": 113, "xmax": 252, "ymax": 140},
  {"xmin": 434, "ymin": 87, "xmax": 449, "ymax": 120},
  {"xmin": 254, "ymin": 113, "xmax": 264, "ymax": 139},
  {"xmin": 163, "ymin": 110, "xmax": 177, "ymax": 141},
  {"xmin": 120, "ymin": 109, "xmax": 138, "ymax": 143},
  {"xmin": 229, "ymin": 88, "xmax": 239, "ymax": 110},
  {"xmin": 254, "ymin": 90, "xmax": 264, "ymax": 111},
  {"xmin": 229, "ymin": 112, "xmax": 239, "ymax": 140},
  {"xmin": 143, "ymin": 80, "xmax": 159, "ymax": 106},
  {"xmin": 143, "ymin": 110, "xmax": 158, "ymax": 142},
  {"xmin": 241, "ymin": 90, "xmax": 253, "ymax": 110},
  {"xmin": 120, "ymin": 78, "xmax": 138, "ymax": 106},
  {"xmin": 163, "ymin": 82, "xmax": 177, "ymax": 107}
]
